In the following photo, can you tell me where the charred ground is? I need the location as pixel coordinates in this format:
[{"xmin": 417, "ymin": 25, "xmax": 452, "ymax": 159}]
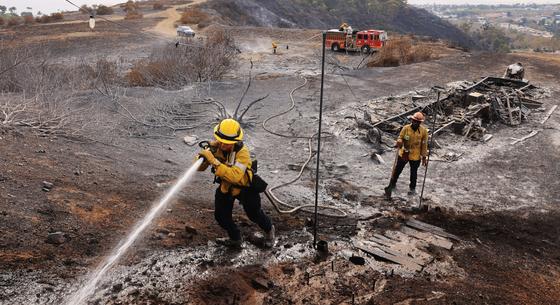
[{"xmin": 0, "ymin": 2, "xmax": 559, "ymax": 305}]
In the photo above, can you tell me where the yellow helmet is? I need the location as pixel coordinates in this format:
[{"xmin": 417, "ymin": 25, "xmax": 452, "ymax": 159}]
[{"xmin": 214, "ymin": 118, "xmax": 243, "ymax": 144}]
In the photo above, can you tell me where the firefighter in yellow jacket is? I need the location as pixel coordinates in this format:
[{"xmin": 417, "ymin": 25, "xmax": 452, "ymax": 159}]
[
  {"xmin": 384, "ymin": 112, "xmax": 429, "ymax": 198},
  {"xmin": 198, "ymin": 118, "xmax": 275, "ymax": 248}
]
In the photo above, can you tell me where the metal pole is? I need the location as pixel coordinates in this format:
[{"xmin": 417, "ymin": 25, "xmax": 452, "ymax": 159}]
[
  {"xmin": 313, "ymin": 32, "xmax": 326, "ymax": 248},
  {"xmin": 419, "ymin": 91, "xmax": 440, "ymax": 209},
  {"xmin": 518, "ymin": 92, "xmax": 522, "ymax": 124}
]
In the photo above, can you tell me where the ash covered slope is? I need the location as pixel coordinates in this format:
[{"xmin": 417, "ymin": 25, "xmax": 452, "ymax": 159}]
[{"xmin": 202, "ymin": 0, "xmax": 474, "ymax": 48}]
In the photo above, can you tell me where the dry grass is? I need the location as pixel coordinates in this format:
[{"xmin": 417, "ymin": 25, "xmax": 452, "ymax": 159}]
[
  {"xmin": 0, "ymin": 17, "xmax": 4, "ymax": 26},
  {"xmin": 368, "ymin": 36, "xmax": 434, "ymax": 67},
  {"xmin": 0, "ymin": 43, "xmax": 109, "ymax": 135},
  {"xmin": 34, "ymin": 12, "xmax": 65, "ymax": 24},
  {"xmin": 125, "ymin": 11, "xmax": 143, "ymax": 20},
  {"xmin": 51, "ymin": 13, "xmax": 64, "ymax": 21},
  {"xmin": 23, "ymin": 15, "xmax": 34, "ymax": 25},
  {"xmin": 6, "ymin": 17, "xmax": 20, "ymax": 27},
  {"xmin": 180, "ymin": 8, "xmax": 211, "ymax": 25}
]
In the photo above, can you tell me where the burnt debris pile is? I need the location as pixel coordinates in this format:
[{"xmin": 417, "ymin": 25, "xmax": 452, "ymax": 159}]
[{"xmin": 356, "ymin": 75, "xmax": 547, "ymax": 149}]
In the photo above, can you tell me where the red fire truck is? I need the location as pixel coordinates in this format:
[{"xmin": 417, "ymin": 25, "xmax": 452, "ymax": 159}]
[{"xmin": 326, "ymin": 28, "xmax": 387, "ymax": 53}]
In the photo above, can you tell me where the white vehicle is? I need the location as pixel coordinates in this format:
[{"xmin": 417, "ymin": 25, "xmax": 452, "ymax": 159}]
[{"xmin": 177, "ymin": 25, "xmax": 195, "ymax": 37}]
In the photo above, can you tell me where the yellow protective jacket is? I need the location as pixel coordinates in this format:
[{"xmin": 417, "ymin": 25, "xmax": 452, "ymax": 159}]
[
  {"xmin": 199, "ymin": 144, "xmax": 253, "ymax": 197},
  {"xmin": 398, "ymin": 124, "xmax": 428, "ymax": 161}
]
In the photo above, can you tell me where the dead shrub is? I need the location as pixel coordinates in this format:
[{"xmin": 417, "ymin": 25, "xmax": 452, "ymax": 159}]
[
  {"xmin": 0, "ymin": 17, "xmax": 5, "ymax": 26},
  {"xmin": 126, "ymin": 27, "xmax": 237, "ymax": 88},
  {"xmin": 368, "ymin": 36, "xmax": 432, "ymax": 67},
  {"xmin": 121, "ymin": 0, "xmax": 139, "ymax": 12},
  {"xmin": 197, "ymin": 18, "xmax": 213, "ymax": 29},
  {"xmin": 95, "ymin": 59, "xmax": 118, "ymax": 86},
  {"xmin": 23, "ymin": 15, "xmax": 34, "ymax": 25},
  {"xmin": 0, "ymin": 44, "xmax": 122, "ymax": 94},
  {"xmin": 6, "ymin": 17, "xmax": 20, "ymax": 27},
  {"xmin": 35, "ymin": 15, "xmax": 49, "ymax": 23},
  {"xmin": 126, "ymin": 67, "xmax": 147, "ymax": 87},
  {"xmin": 180, "ymin": 8, "xmax": 210, "ymax": 25},
  {"xmin": 50, "ymin": 12, "xmax": 64, "ymax": 21},
  {"xmin": 96, "ymin": 5, "xmax": 114, "ymax": 15},
  {"xmin": 0, "ymin": 44, "xmax": 108, "ymax": 136},
  {"xmin": 153, "ymin": 2, "xmax": 164, "ymax": 10},
  {"xmin": 34, "ymin": 12, "xmax": 64, "ymax": 24},
  {"xmin": 80, "ymin": 5, "xmax": 92, "ymax": 14},
  {"xmin": 408, "ymin": 45, "xmax": 433, "ymax": 63},
  {"xmin": 125, "ymin": 10, "xmax": 143, "ymax": 20}
]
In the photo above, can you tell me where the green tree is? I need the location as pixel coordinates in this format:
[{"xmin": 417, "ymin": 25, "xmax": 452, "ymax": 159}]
[
  {"xmin": 80, "ymin": 4, "xmax": 92, "ymax": 14},
  {"xmin": 459, "ymin": 21, "xmax": 473, "ymax": 33},
  {"xmin": 9, "ymin": 6, "xmax": 17, "ymax": 16},
  {"xmin": 472, "ymin": 25, "xmax": 511, "ymax": 53},
  {"xmin": 0, "ymin": 6, "xmax": 6, "ymax": 15}
]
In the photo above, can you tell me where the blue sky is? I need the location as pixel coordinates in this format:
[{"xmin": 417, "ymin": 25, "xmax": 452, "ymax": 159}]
[{"xmin": 1, "ymin": 0, "xmax": 559, "ymax": 15}]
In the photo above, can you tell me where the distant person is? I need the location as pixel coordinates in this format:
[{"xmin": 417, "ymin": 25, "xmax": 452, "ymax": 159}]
[
  {"xmin": 272, "ymin": 41, "xmax": 278, "ymax": 54},
  {"xmin": 384, "ymin": 112, "xmax": 428, "ymax": 199},
  {"xmin": 197, "ymin": 118, "xmax": 275, "ymax": 248}
]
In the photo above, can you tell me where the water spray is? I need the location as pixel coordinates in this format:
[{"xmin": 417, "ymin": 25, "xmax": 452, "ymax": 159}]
[{"xmin": 65, "ymin": 158, "xmax": 204, "ymax": 305}]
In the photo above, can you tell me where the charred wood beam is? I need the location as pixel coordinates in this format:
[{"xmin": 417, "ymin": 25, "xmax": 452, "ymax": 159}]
[{"xmin": 372, "ymin": 106, "xmax": 422, "ymax": 128}]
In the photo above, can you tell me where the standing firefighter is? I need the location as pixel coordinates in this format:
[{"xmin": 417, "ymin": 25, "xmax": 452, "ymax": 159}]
[
  {"xmin": 198, "ymin": 118, "xmax": 275, "ymax": 248},
  {"xmin": 384, "ymin": 112, "xmax": 429, "ymax": 199}
]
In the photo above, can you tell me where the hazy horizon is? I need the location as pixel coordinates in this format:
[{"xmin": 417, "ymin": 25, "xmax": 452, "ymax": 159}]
[
  {"xmin": 409, "ymin": 0, "xmax": 560, "ymax": 4},
  {"xmin": 1, "ymin": 0, "xmax": 559, "ymax": 15}
]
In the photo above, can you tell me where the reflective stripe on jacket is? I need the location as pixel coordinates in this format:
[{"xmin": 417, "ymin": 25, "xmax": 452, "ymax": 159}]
[
  {"xmin": 213, "ymin": 145, "xmax": 253, "ymax": 196},
  {"xmin": 398, "ymin": 124, "xmax": 428, "ymax": 161}
]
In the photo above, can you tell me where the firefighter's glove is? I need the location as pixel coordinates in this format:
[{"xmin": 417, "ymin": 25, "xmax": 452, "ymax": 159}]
[
  {"xmin": 421, "ymin": 156, "xmax": 428, "ymax": 167},
  {"xmin": 199, "ymin": 150, "xmax": 221, "ymax": 167},
  {"xmin": 395, "ymin": 139, "xmax": 403, "ymax": 148}
]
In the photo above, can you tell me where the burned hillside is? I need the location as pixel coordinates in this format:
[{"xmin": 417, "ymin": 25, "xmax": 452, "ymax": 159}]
[
  {"xmin": 200, "ymin": 0, "xmax": 475, "ymax": 48},
  {"xmin": 1, "ymin": 1, "xmax": 559, "ymax": 305}
]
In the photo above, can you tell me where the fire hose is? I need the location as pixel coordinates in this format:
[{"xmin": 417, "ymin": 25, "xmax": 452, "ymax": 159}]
[{"xmin": 262, "ymin": 77, "xmax": 347, "ymax": 218}]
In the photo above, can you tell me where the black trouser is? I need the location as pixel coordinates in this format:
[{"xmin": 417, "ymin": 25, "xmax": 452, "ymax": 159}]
[
  {"xmin": 389, "ymin": 157, "xmax": 421, "ymax": 190},
  {"xmin": 214, "ymin": 188, "xmax": 272, "ymax": 241}
]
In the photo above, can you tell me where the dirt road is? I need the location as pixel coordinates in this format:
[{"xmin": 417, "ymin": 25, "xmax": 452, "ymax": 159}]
[{"xmin": 150, "ymin": 0, "xmax": 208, "ymax": 37}]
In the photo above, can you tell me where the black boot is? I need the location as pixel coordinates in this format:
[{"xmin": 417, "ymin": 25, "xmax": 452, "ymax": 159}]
[{"xmin": 384, "ymin": 186, "xmax": 393, "ymax": 200}]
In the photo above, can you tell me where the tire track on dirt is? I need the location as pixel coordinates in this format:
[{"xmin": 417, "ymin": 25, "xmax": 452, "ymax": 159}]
[{"xmin": 150, "ymin": 0, "xmax": 208, "ymax": 37}]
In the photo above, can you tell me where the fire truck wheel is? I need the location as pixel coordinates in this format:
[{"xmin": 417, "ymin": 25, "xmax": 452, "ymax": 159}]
[
  {"xmin": 361, "ymin": 46, "xmax": 370, "ymax": 54},
  {"xmin": 331, "ymin": 43, "xmax": 340, "ymax": 52}
]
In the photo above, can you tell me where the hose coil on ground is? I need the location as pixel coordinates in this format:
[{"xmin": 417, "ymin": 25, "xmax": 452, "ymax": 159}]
[{"xmin": 262, "ymin": 77, "xmax": 347, "ymax": 218}]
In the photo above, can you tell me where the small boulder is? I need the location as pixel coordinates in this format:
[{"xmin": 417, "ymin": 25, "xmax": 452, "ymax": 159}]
[
  {"xmin": 112, "ymin": 283, "xmax": 123, "ymax": 293},
  {"xmin": 46, "ymin": 232, "xmax": 66, "ymax": 245},
  {"xmin": 184, "ymin": 225, "xmax": 198, "ymax": 235},
  {"xmin": 183, "ymin": 135, "xmax": 198, "ymax": 146},
  {"xmin": 251, "ymin": 277, "xmax": 273, "ymax": 291}
]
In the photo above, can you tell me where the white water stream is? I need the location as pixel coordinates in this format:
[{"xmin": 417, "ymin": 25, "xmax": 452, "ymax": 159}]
[{"xmin": 65, "ymin": 158, "xmax": 204, "ymax": 305}]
